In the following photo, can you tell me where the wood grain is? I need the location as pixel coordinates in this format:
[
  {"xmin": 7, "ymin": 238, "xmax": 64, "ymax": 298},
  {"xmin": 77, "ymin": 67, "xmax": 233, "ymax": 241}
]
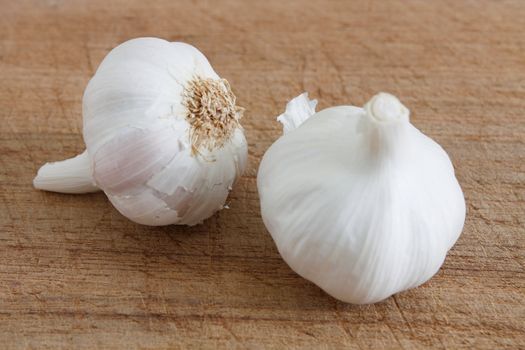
[{"xmin": 1, "ymin": 0, "xmax": 524, "ymax": 349}]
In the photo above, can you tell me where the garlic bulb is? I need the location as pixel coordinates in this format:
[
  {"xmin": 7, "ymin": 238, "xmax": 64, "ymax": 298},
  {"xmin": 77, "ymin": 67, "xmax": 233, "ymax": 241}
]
[
  {"xmin": 257, "ymin": 92, "xmax": 465, "ymax": 304},
  {"xmin": 34, "ymin": 38, "xmax": 247, "ymax": 226}
]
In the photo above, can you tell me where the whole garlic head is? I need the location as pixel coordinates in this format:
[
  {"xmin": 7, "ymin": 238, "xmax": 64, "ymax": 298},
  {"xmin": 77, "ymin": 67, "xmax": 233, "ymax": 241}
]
[
  {"xmin": 34, "ymin": 38, "xmax": 247, "ymax": 226},
  {"xmin": 257, "ymin": 92, "xmax": 465, "ymax": 304}
]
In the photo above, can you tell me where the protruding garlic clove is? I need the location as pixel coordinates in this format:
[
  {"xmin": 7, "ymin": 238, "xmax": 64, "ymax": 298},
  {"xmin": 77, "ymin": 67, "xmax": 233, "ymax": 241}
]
[{"xmin": 33, "ymin": 150, "xmax": 99, "ymax": 194}]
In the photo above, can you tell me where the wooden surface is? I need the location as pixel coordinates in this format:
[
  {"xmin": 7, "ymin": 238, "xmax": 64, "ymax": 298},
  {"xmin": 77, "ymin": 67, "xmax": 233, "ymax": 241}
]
[{"xmin": 1, "ymin": 0, "xmax": 524, "ymax": 349}]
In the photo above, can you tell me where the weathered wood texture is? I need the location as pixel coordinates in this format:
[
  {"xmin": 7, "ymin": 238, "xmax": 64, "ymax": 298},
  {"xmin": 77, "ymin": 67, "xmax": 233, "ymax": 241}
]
[{"xmin": 0, "ymin": 0, "xmax": 524, "ymax": 349}]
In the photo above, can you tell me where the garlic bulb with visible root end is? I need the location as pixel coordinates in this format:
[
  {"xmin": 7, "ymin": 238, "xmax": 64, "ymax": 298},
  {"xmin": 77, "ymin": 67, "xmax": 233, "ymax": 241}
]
[
  {"xmin": 34, "ymin": 38, "xmax": 247, "ymax": 226},
  {"xmin": 257, "ymin": 92, "xmax": 465, "ymax": 304}
]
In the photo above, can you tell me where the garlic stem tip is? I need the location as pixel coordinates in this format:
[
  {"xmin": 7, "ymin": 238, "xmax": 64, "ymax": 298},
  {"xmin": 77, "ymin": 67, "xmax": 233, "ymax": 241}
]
[{"xmin": 365, "ymin": 92, "xmax": 409, "ymax": 123}]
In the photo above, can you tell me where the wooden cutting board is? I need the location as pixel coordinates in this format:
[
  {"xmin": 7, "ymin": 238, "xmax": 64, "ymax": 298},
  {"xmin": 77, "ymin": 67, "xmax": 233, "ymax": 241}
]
[{"xmin": 1, "ymin": 0, "xmax": 523, "ymax": 348}]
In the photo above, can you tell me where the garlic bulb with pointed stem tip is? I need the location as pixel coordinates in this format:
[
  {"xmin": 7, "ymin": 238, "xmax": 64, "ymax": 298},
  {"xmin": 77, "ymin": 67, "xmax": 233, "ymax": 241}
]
[
  {"xmin": 257, "ymin": 92, "xmax": 465, "ymax": 304},
  {"xmin": 34, "ymin": 38, "xmax": 247, "ymax": 226}
]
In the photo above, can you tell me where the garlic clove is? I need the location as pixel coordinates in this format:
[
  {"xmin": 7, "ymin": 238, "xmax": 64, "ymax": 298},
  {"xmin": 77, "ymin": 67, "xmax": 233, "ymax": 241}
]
[
  {"xmin": 146, "ymin": 151, "xmax": 202, "ymax": 196},
  {"xmin": 83, "ymin": 63, "xmax": 184, "ymax": 154},
  {"xmin": 107, "ymin": 188, "xmax": 179, "ymax": 226},
  {"xmin": 169, "ymin": 42, "xmax": 220, "ymax": 80},
  {"xmin": 92, "ymin": 124, "xmax": 179, "ymax": 194},
  {"xmin": 33, "ymin": 150, "xmax": 99, "ymax": 194},
  {"xmin": 230, "ymin": 129, "xmax": 249, "ymax": 179}
]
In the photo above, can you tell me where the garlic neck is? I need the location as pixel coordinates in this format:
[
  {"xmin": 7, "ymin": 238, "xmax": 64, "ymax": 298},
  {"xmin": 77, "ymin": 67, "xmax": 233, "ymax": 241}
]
[
  {"xmin": 183, "ymin": 77, "xmax": 243, "ymax": 155},
  {"xmin": 362, "ymin": 93, "xmax": 411, "ymax": 161},
  {"xmin": 364, "ymin": 93, "xmax": 409, "ymax": 124}
]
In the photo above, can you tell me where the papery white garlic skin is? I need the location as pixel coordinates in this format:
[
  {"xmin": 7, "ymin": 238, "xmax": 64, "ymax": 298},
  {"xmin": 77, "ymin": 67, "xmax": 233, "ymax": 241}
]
[
  {"xmin": 257, "ymin": 92, "xmax": 465, "ymax": 304},
  {"xmin": 34, "ymin": 38, "xmax": 247, "ymax": 226}
]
